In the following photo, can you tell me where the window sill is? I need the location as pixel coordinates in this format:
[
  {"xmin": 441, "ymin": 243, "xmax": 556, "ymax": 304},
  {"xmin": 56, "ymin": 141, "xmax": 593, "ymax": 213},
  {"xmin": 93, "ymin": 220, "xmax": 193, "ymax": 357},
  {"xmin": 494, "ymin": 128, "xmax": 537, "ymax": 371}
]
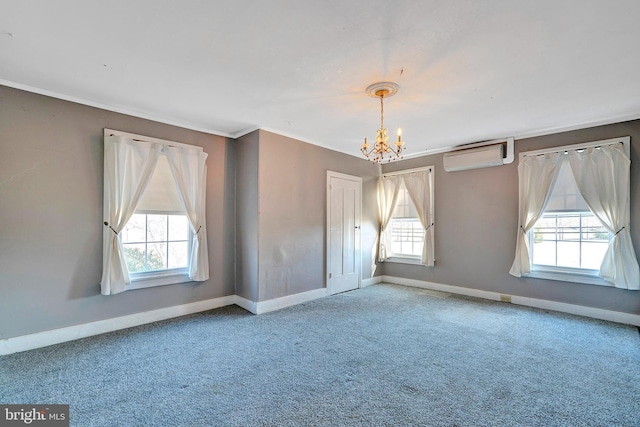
[
  {"xmin": 127, "ymin": 271, "xmax": 192, "ymax": 290},
  {"xmin": 383, "ymin": 256, "xmax": 425, "ymax": 266},
  {"xmin": 524, "ymin": 270, "xmax": 612, "ymax": 287}
]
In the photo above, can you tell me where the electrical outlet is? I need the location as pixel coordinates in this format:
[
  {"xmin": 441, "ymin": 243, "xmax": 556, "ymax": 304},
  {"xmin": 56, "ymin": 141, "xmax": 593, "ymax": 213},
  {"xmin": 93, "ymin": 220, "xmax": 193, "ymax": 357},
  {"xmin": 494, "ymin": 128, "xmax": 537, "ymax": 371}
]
[{"xmin": 500, "ymin": 294, "xmax": 512, "ymax": 303}]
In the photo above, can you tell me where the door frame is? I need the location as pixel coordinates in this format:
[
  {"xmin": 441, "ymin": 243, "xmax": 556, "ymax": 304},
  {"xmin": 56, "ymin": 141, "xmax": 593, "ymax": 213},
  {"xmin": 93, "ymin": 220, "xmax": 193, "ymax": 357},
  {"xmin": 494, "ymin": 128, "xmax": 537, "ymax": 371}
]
[{"xmin": 326, "ymin": 171, "xmax": 362, "ymax": 295}]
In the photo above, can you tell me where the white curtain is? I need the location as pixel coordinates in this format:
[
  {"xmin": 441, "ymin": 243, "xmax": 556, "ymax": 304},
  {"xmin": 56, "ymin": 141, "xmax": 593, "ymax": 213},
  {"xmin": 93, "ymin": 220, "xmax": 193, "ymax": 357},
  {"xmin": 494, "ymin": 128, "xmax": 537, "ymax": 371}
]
[
  {"xmin": 378, "ymin": 176, "xmax": 401, "ymax": 261},
  {"xmin": 165, "ymin": 146, "xmax": 210, "ymax": 281},
  {"xmin": 403, "ymin": 170, "xmax": 434, "ymax": 266},
  {"xmin": 101, "ymin": 136, "xmax": 161, "ymax": 295},
  {"xmin": 568, "ymin": 144, "xmax": 639, "ymax": 289},
  {"xmin": 509, "ymin": 152, "xmax": 562, "ymax": 277}
]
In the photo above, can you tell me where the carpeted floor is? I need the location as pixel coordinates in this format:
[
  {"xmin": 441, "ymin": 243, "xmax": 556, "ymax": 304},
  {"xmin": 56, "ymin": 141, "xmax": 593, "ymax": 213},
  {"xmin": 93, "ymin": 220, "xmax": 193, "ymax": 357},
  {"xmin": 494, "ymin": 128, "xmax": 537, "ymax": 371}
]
[{"xmin": 1, "ymin": 284, "xmax": 639, "ymax": 426}]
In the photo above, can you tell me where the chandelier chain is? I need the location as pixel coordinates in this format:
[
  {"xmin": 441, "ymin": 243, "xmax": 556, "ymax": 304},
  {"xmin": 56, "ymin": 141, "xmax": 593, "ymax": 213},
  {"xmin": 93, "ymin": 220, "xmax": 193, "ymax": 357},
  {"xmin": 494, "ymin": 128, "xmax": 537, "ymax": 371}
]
[{"xmin": 380, "ymin": 94, "xmax": 384, "ymax": 130}]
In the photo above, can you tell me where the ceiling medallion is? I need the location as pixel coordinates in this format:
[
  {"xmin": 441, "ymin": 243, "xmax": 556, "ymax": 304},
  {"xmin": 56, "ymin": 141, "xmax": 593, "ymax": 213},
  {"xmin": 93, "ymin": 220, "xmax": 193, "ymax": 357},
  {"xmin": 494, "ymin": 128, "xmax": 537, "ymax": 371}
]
[{"xmin": 361, "ymin": 82, "xmax": 405, "ymax": 163}]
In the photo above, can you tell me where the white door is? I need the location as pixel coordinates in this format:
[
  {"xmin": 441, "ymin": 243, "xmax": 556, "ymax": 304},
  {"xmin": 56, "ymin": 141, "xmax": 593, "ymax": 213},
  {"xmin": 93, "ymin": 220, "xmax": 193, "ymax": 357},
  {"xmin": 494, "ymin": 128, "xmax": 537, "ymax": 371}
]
[{"xmin": 327, "ymin": 171, "xmax": 362, "ymax": 295}]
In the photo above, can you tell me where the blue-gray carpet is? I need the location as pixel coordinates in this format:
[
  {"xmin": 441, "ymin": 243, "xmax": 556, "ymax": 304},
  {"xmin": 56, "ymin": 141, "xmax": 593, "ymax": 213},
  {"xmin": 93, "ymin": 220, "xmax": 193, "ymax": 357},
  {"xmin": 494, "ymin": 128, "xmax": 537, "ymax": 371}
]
[{"xmin": 1, "ymin": 284, "xmax": 639, "ymax": 426}]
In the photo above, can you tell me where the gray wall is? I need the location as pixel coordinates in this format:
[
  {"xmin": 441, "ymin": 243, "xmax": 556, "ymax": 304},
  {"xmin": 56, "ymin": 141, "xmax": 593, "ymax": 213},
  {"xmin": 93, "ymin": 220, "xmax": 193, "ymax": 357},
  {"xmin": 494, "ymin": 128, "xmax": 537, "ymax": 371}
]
[
  {"xmin": 255, "ymin": 130, "xmax": 379, "ymax": 302},
  {"xmin": 235, "ymin": 131, "xmax": 260, "ymax": 301},
  {"xmin": 223, "ymin": 138, "xmax": 237, "ymax": 298},
  {"xmin": 380, "ymin": 120, "xmax": 640, "ymax": 315},
  {"xmin": 5, "ymin": 82, "xmax": 636, "ymax": 342},
  {"xmin": 0, "ymin": 86, "xmax": 235, "ymax": 339}
]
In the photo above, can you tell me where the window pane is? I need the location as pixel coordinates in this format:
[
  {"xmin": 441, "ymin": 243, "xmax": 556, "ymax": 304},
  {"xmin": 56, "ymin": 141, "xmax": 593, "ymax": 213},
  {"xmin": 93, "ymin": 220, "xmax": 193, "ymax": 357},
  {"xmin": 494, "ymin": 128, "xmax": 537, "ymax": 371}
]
[
  {"xmin": 147, "ymin": 215, "xmax": 167, "ymax": 242},
  {"xmin": 535, "ymin": 228, "xmax": 555, "ymax": 242},
  {"xmin": 123, "ymin": 213, "xmax": 190, "ymax": 275},
  {"xmin": 169, "ymin": 215, "xmax": 189, "ymax": 241},
  {"xmin": 122, "ymin": 214, "xmax": 146, "ymax": 243},
  {"xmin": 582, "ymin": 216, "xmax": 609, "ymax": 242},
  {"xmin": 532, "ymin": 240, "xmax": 556, "ymax": 266},
  {"xmin": 123, "ymin": 243, "xmax": 147, "ymax": 273},
  {"xmin": 557, "ymin": 241, "xmax": 580, "ymax": 268},
  {"xmin": 168, "ymin": 242, "xmax": 189, "ymax": 268},
  {"xmin": 583, "ymin": 215, "xmax": 604, "ymax": 228},
  {"xmin": 532, "ymin": 212, "xmax": 610, "ymax": 273},
  {"xmin": 147, "ymin": 242, "xmax": 167, "ymax": 271},
  {"xmin": 536, "ymin": 216, "xmax": 554, "ymax": 228},
  {"xmin": 582, "ymin": 242, "xmax": 608, "ymax": 270},
  {"xmin": 557, "ymin": 215, "xmax": 580, "ymax": 242},
  {"xmin": 390, "ymin": 218, "xmax": 423, "ymax": 257},
  {"xmin": 411, "ymin": 221, "xmax": 424, "ymax": 256},
  {"xmin": 400, "ymin": 241, "xmax": 410, "ymax": 255}
]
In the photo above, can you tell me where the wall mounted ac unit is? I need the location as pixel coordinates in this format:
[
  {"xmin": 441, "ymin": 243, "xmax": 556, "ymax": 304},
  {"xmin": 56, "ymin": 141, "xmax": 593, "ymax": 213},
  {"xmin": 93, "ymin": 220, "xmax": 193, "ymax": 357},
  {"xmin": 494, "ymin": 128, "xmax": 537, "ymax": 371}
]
[{"xmin": 443, "ymin": 137, "xmax": 514, "ymax": 172}]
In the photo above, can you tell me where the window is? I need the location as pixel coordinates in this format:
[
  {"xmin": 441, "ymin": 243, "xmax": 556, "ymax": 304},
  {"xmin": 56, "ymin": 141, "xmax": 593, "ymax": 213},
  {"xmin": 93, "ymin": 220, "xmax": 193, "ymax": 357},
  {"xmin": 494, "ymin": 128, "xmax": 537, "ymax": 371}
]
[
  {"xmin": 510, "ymin": 136, "xmax": 639, "ymax": 289},
  {"xmin": 101, "ymin": 130, "xmax": 209, "ymax": 295},
  {"xmin": 389, "ymin": 180, "xmax": 424, "ymax": 258},
  {"xmin": 529, "ymin": 160, "xmax": 611, "ymax": 278},
  {"xmin": 378, "ymin": 166, "xmax": 434, "ymax": 266},
  {"xmin": 120, "ymin": 153, "xmax": 193, "ymax": 288}
]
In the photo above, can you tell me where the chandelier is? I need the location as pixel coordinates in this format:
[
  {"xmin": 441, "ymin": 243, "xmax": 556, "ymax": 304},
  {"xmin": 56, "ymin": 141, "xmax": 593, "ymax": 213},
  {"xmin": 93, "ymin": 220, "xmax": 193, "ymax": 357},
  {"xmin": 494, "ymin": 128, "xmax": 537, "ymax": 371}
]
[{"xmin": 361, "ymin": 82, "xmax": 405, "ymax": 163}]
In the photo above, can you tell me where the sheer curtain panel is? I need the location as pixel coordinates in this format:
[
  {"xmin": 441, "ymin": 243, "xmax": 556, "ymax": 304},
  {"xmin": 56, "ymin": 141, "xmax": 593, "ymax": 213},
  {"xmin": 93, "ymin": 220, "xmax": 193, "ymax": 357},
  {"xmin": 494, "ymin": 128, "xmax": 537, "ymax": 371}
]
[
  {"xmin": 403, "ymin": 170, "xmax": 434, "ymax": 266},
  {"xmin": 377, "ymin": 176, "xmax": 401, "ymax": 261},
  {"xmin": 509, "ymin": 152, "xmax": 562, "ymax": 277},
  {"xmin": 165, "ymin": 146, "xmax": 210, "ymax": 281},
  {"xmin": 568, "ymin": 144, "xmax": 639, "ymax": 289},
  {"xmin": 101, "ymin": 136, "xmax": 161, "ymax": 295}
]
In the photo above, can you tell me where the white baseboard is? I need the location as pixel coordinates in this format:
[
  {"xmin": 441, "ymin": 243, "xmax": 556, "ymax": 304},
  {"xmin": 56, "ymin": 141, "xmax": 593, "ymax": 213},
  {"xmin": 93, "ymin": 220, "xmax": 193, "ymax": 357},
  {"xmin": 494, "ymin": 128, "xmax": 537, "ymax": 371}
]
[
  {"xmin": 362, "ymin": 276, "xmax": 382, "ymax": 288},
  {"xmin": 382, "ymin": 276, "xmax": 501, "ymax": 301},
  {"xmin": 0, "ymin": 295, "xmax": 236, "ymax": 356},
  {"xmin": 234, "ymin": 295, "xmax": 258, "ymax": 314},
  {"xmin": 0, "ymin": 287, "xmax": 331, "ymax": 356},
  {"xmin": 510, "ymin": 295, "xmax": 640, "ymax": 327},
  {"xmin": 254, "ymin": 287, "xmax": 328, "ymax": 314},
  {"xmin": 6, "ymin": 277, "xmax": 637, "ymax": 356},
  {"xmin": 381, "ymin": 275, "xmax": 640, "ymax": 326}
]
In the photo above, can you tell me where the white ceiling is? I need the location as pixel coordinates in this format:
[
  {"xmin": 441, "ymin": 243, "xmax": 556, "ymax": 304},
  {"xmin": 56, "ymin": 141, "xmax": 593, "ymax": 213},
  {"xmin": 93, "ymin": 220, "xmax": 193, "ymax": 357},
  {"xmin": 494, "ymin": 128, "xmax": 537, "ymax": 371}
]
[{"xmin": 2, "ymin": 1, "xmax": 640, "ymax": 157}]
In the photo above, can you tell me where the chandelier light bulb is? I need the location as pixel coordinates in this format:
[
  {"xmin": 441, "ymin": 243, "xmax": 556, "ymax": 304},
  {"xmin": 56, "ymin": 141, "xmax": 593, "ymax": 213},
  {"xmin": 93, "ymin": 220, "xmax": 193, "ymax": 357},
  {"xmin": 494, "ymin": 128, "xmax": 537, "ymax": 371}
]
[{"xmin": 396, "ymin": 128, "xmax": 403, "ymax": 147}]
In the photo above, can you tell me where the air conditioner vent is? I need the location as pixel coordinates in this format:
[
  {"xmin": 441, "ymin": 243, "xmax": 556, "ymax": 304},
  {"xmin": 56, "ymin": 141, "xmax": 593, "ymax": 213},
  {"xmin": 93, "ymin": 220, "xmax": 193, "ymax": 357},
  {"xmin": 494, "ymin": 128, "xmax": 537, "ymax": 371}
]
[{"xmin": 443, "ymin": 144, "xmax": 504, "ymax": 172}]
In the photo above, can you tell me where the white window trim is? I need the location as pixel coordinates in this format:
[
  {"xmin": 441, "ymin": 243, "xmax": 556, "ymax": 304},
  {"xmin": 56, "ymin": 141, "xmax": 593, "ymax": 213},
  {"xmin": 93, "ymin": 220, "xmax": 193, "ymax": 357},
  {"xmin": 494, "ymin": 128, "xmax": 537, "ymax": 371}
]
[
  {"xmin": 127, "ymin": 270, "xmax": 192, "ymax": 290},
  {"xmin": 381, "ymin": 165, "xmax": 435, "ymax": 264},
  {"xmin": 518, "ymin": 136, "xmax": 630, "ymax": 287},
  {"xmin": 524, "ymin": 270, "xmax": 612, "ymax": 287},
  {"xmin": 104, "ymin": 128, "xmax": 202, "ymax": 291},
  {"xmin": 385, "ymin": 256, "xmax": 423, "ymax": 265}
]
